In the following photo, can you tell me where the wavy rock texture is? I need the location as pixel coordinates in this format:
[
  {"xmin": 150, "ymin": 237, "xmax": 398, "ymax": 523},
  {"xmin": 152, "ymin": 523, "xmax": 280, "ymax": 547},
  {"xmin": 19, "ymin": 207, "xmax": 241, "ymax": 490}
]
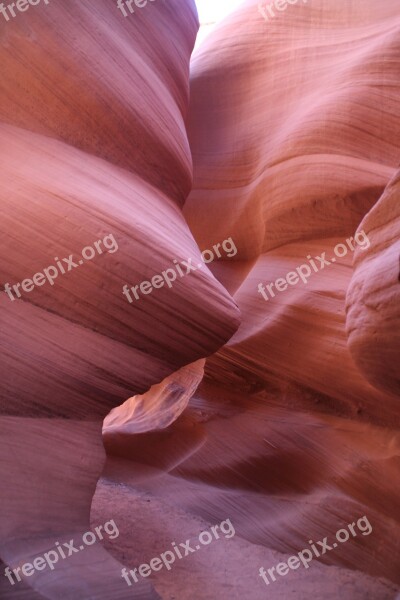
[
  {"xmin": 1, "ymin": 0, "xmax": 400, "ymax": 599},
  {"xmin": 106, "ymin": 0, "xmax": 400, "ymax": 598},
  {"xmin": 0, "ymin": 2, "xmax": 239, "ymax": 599},
  {"xmin": 346, "ymin": 171, "xmax": 400, "ymax": 397},
  {"xmin": 104, "ymin": 360, "xmax": 206, "ymax": 436},
  {"xmin": 184, "ymin": 0, "xmax": 400, "ymax": 422}
]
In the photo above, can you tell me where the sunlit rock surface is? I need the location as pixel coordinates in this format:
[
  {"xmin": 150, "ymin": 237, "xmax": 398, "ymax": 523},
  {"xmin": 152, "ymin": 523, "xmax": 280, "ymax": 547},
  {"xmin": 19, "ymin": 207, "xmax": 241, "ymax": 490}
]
[
  {"xmin": 1, "ymin": 0, "xmax": 399, "ymax": 598},
  {"xmin": 108, "ymin": 0, "xmax": 400, "ymax": 597}
]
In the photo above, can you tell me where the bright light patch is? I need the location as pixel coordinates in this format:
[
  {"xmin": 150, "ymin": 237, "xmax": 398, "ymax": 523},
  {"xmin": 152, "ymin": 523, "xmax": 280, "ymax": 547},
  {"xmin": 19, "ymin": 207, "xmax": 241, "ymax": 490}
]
[
  {"xmin": 195, "ymin": 0, "xmax": 245, "ymax": 25},
  {"xmin": 194, "ymin": 0, "xmax": 244, "ymax": 48}
]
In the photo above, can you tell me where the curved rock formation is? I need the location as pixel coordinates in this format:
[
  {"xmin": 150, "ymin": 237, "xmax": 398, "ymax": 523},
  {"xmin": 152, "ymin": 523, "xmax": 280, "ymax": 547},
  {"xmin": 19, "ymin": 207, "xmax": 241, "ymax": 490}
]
[
  {"xmin": 346, "ymin": 171, "xmax": 400, "ymax": 397},
  {"xmin": 107, "ymin": 0, "xmax": 400, "ymax": 595},
  {"xmin": 104, "ymin": 360, "xmax": 206, "ymax": 436},
  {"xmin": 184, "ymin": 0, "xmax": 400, "ymax": 423},
  {"xmin": 1, "ymin": 0, "xmax": 400, "ymax": 598},
  {"xmin": 0, "ymin": 2, "xmax": 240, "ymax": 599}
]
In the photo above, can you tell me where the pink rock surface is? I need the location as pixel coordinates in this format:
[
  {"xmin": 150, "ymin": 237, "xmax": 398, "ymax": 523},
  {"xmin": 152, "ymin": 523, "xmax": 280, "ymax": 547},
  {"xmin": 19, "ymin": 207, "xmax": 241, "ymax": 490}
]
[
  {"xmin": 1, "ymin": 0, "xmax": 400, "ymax": 598},
  {"xmin": 104, "ymin": 360, "xmax": 206, "ymax": 435},
  {"xmin": 346, "ymin": 171, "xmax": 400, "ymax": 397},
  {"xmin": 107, "ymin": 0, "xmax": 400, "ymax": 595},
  {"xmin": 0, "ymin": 2, "xmax": 238, "ymax": 599},
  {"xmin": 183, "ymin": 0, "xmax": 400, "ymax": 425}
]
